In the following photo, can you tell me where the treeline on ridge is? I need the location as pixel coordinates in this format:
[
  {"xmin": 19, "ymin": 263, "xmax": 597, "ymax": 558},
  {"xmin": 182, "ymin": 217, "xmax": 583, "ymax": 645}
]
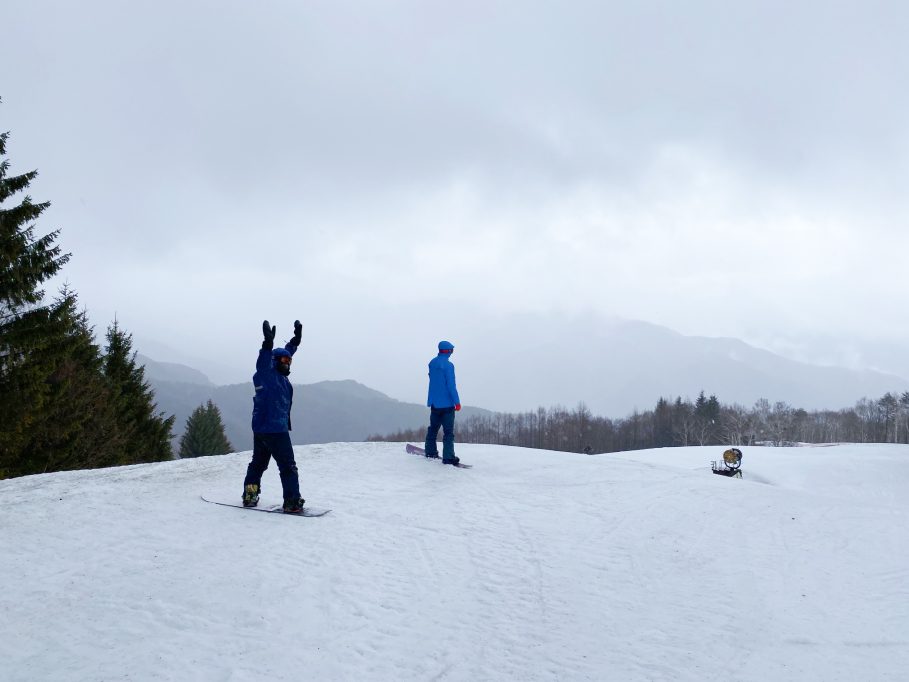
[{"xmin": 371, "ymin": 391, "xmax": 909, "ymax": 454}]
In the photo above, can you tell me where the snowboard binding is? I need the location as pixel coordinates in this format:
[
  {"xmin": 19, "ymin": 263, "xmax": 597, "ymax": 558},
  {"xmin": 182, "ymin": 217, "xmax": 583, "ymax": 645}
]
[{"xmin": 242, "ymin": 483, "xmax": 260, "ymax": 507}]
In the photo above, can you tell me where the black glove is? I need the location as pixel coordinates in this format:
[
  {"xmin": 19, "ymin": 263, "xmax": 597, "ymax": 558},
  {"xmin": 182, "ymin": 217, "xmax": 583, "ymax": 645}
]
[
  {"xmin": 291, "ymin": 320, "xmax": 302, "ymax": 347},
  {"xmin": 262, "ymin": 320, "xmax": 276, "ymax": 350}
]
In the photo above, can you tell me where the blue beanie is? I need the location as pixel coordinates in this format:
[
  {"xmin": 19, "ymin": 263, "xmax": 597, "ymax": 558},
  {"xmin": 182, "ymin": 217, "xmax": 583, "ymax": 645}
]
[{"xmin": 438, "ymin": 340, "xmax": 454, "ymax": 352}]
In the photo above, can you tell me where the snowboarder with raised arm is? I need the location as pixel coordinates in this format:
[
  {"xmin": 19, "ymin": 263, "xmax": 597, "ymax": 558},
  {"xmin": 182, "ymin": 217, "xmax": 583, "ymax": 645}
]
[
  {"xmin": 242, "ymin": 319, "xmax": 306, "ymax": 513},
  {"xmin": 424, "ymin": 340, "xmax": 462, "ymax": 465}
]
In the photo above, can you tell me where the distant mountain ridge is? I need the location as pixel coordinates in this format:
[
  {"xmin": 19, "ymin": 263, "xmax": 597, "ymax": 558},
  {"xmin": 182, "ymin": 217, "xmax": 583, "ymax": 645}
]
[
  {"xmin": 461, "ymin": 317, "xmax": 909, "ymax": 414},
  {"xmin": 137, "ymin": 354, "xmax": 213, "ymax": 387},
  {"xmin": 143, "ymin": 362, "xmax": 489, "ymax": 452}
]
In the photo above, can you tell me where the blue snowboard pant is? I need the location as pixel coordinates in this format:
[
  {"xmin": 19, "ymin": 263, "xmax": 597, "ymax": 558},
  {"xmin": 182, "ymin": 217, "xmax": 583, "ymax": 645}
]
[
  {"xmin": 425, "ymin": 406, "xmax": 456, "ymax": 461},
  {"xmin": 244, "ymin": 432, "xmax": 301, "ymax": 500}
]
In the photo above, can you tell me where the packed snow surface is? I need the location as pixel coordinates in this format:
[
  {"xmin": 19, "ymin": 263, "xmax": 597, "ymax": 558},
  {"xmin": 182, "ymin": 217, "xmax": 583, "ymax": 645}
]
[{"xmin": 2, "ymin": 442, "xmax": 907, "ymax": 681}]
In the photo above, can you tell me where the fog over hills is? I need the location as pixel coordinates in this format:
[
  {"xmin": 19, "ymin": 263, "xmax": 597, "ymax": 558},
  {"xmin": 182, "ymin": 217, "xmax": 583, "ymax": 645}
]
[
  {"xmin": 140, "ymin": 318, "xmax": 909, "ymax": 454},
  {"xmin": 446, "ymin": 317, "xmax": 909, "ymax": 414}
]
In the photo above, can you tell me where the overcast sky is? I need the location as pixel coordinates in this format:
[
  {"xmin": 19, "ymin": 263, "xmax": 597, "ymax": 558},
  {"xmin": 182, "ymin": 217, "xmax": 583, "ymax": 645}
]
[{"xmin": 4, "ymin": 1, "xmax": 909, "ymax": 406}]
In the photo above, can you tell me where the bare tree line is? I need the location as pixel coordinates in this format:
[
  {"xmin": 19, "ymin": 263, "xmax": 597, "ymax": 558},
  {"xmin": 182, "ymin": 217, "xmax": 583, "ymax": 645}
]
[{"xmin": 370, "ymin": 391, "xmax": 909, "ymax": 453}]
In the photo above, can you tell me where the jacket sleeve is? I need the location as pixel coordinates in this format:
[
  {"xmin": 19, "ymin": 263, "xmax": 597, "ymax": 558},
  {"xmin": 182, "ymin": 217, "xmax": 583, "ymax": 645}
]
[
  {"xmin": 446, "ymin": 362, "xmax": 461, "ymax": 406},
  {"xmin": 256, "ymin": 348, "xmax": 272, "ymax": 372},
  {"xmin": 286, "ymin": 342, "xmax": 296, "ymax": 431}
]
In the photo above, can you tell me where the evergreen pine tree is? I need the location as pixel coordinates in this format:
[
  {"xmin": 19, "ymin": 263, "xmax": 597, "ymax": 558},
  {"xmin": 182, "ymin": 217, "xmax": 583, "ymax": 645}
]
[
  {"xmin": 21, "ymin": 287, "xmax": 128, "ymax": 475},
  {"xmin": 0, "ymin": 100, "xmax": 175, "ymax": 478},
  {"xmin": 103, "ymin": 321, "xmax": 175, "ymax": 464},
  {"xmin": 653, "ymin": 397, "xmax": 674, "ymax": 448},
  {"xmin": 0, "ymin": 99, "xmax": 72, "ymax": 476},
  {"xmin": 179, "ymin": 400, "xmax": 233, "ymax": 457},
  {"xmin": 693, "ymin": 391, "xmax": 721, "ymax": 445}
]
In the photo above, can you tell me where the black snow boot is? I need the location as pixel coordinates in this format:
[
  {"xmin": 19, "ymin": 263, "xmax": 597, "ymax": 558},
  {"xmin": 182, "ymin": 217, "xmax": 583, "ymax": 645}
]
[{"xmin": 283, "ymin": 497, "xmax": 306, "ymax": 513}]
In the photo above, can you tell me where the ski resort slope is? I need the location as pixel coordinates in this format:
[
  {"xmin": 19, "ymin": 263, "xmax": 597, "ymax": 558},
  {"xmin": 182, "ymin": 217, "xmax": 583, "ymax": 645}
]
[{"xmin": 1, "ymin": 443, "xmax": 907, "ymax": 682}]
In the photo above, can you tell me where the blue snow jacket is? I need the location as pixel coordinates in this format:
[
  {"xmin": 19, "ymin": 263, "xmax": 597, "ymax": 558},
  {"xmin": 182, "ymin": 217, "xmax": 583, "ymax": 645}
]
[
  {"xmin": 251, "ymin": 342, "xmax": 297, "ymax": 433},
  {"xmin": 427, "ymin": 352, "xmax": 460, "ymax": 409}
]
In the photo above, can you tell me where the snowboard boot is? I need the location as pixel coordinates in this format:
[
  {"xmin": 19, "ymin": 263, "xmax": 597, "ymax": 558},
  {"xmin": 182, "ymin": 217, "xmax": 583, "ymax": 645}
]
[
  {"xmin": 283, "ymin": 497, "xmax": 306, "ymax": 514},
  {"xmin": 442, "ymin": 456, "xmax": 460, "ymax": 466},
  {"xmin": 425, "ymin": 452, "xmax": 441, "ymax": 459},
  {"xmin": 242, "ymin": 483, "xmax": 260, "ymax": 507}
]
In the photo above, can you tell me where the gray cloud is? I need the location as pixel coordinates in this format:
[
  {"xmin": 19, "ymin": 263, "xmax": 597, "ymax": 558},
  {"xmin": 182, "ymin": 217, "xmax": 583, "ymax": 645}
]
[{"xmin": 4, "ymin": 1, "xmax": 909, "ymax": 405}]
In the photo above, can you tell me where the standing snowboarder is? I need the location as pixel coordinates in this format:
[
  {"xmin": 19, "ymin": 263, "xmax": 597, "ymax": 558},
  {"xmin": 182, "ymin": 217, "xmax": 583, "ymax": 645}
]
[
  {"xmin": 424, "ymin": 340, "xmax": 462, "ymax": 465},
  {"xmin": 242, "ymin": 319, "xmax": 306, "ymax": 513}
]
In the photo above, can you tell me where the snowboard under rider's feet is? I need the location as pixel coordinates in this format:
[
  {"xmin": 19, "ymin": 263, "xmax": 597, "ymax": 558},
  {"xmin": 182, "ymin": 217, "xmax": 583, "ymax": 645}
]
[{"xmin": 243, "ymin": 484, "xmax": 260, "ymax": 507}]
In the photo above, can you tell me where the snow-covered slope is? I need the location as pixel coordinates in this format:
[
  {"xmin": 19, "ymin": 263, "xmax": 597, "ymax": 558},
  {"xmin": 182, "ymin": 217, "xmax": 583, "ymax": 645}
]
[{"xmin": 2, "ymin": 443, "xmax": 906, "ymax": 681}]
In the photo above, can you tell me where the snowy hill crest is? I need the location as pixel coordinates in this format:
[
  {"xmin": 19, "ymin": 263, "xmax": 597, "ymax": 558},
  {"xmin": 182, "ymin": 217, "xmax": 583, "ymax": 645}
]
[{"xmin": 2, "ymin": 442, "xmax": 907, "ymax": 681}]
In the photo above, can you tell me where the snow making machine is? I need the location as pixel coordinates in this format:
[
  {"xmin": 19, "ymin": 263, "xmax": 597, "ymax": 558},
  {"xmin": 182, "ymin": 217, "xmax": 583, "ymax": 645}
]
[{"xmin": 711, "ymin": 448, "xmax": 743, "ymax": 479}]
